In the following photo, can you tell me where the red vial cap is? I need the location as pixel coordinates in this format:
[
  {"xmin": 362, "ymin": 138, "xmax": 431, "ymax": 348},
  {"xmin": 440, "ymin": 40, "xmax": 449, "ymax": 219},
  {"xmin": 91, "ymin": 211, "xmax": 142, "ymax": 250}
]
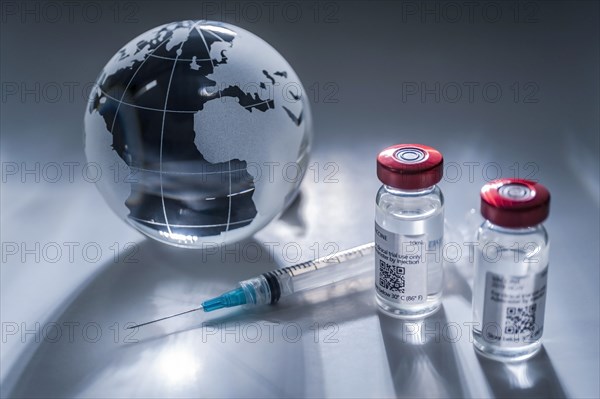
[
  {"xmin": 480, "ymin": 178, "xmax": 550, "ymax": 228},
  {"xmin": 377, "ymin": 144, "xmax": 443, "ymax": 189}
]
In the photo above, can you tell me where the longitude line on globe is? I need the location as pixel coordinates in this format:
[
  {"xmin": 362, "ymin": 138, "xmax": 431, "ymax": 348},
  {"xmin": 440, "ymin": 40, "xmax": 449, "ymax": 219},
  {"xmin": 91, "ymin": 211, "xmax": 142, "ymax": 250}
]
[
  {"xmin": 204, "ymin": 29, "xmax": 226, "ymax": 43},
  {"xmin": 195, "ymin": 24, "xmax": 233, "ymax": 234},
  {"xmin": 159, "ymin": 20, "xmax": 202, "ymax": 235},
  {"xmin": 109, "ymin": 28, "xmax": 172, "ymax": 137}
]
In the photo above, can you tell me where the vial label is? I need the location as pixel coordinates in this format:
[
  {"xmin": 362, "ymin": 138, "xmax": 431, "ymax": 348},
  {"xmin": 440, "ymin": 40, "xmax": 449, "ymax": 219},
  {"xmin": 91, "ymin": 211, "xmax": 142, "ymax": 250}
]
[
  {"xmin": 375, "ymin": 223, "xmax": 439, "ymax": 304},
  {"xmin": 481, "ymin": 267, "xmax": 548, "ymax": 346}
]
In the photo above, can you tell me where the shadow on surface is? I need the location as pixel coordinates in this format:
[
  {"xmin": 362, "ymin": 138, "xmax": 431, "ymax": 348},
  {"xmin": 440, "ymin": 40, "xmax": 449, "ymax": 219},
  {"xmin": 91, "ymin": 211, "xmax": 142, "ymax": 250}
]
[
  {"xmin": 378, "ymin": 306, "xmax": 468, "ymax": 398},
  {"xmin": 478, "ymin": 347, "xmax": 568, "ymax": 398},
  {"xmin": 126, "ymin": 261, "xmax": 376, "ymax": 348}
]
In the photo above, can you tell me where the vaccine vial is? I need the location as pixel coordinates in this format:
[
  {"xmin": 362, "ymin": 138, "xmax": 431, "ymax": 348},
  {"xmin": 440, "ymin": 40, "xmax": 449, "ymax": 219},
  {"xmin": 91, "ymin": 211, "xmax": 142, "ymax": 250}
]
[
  {"xmin": 375, "ymin": 144, "xmax": 444, "ymax": 318},
  {"xmin": 472, "ymin": 178, "xmax": 551, "ymax": 361}
]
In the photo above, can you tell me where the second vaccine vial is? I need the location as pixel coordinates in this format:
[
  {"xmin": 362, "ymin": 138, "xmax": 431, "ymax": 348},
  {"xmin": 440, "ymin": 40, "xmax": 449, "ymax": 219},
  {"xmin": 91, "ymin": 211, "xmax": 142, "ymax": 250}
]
[{"xmin": 375, "ymin": 144, "xmax": 444, "ymax": 318}]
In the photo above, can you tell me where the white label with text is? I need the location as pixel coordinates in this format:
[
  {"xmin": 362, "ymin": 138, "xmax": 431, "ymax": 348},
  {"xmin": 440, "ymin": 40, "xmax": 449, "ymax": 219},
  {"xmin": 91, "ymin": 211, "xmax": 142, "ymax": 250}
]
[
  {"xmin": 375, "ymin": 223, "xmax": 440, "ymax": 304},
  {"xmin": 481, "ymin": 268, "xmax": 548, "ymax": 346}
]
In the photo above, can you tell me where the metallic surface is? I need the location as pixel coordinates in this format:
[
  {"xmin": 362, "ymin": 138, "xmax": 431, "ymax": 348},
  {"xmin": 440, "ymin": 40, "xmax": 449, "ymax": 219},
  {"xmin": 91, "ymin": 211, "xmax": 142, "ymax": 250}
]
[{"xmin": 1, "ymin": 1, "xmax": 598, "ymax": 397}]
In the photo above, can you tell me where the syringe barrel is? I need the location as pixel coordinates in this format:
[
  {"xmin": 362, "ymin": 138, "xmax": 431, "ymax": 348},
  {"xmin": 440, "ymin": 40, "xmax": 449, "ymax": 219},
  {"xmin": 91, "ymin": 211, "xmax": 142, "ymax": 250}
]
[{"xmin": 252, "ymin": 243, "xmax": 375, "ymax": 305}]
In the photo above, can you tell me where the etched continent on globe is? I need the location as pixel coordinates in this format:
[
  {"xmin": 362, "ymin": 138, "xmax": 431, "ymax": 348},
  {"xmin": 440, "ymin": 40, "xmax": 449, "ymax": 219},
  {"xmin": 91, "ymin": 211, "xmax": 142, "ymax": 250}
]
[{"xmin": 85, "ymin": 21, "xmax": 311, "ymax": 246}]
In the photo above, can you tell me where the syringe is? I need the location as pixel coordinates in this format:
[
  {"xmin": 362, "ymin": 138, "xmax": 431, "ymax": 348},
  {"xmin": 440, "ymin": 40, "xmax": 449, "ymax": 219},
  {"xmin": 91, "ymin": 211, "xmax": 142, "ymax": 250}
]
[{"xmin": 128, "ymin": 242, "xmax": 374, "ymax": 329}]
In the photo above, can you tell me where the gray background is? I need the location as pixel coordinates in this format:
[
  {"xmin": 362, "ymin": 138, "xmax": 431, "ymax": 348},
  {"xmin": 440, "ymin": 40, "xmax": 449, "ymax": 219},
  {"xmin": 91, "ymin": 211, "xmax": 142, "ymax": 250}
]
[{"xmin": 1, "ymin": 1, "xmax": 598, "ymax": 397}]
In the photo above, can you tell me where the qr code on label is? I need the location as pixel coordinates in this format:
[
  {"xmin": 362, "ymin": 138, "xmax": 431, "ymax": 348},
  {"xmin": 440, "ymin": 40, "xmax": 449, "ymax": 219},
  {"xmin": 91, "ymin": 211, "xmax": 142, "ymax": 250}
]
[
  {"xmin": 379, "ymin": 260, "xmax": 405, "ymax": 293},
  {"xmin": 504, "ymin": 304, "xmax": 537, "ymax": 334}
]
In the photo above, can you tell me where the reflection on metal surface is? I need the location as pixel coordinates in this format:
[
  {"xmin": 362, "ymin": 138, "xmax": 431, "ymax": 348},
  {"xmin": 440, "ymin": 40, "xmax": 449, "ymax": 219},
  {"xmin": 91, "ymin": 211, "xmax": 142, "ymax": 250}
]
[
  {"xmin": 477, "ymin": 347, "xmax": 567, "ymax": 397},
  {"xmin": 504, "ymin": 362, "xmax": 534, "ymax": 390},
  {"xmin": 158, "ymin": 349, "xmax": 201, "ymax": 386}
]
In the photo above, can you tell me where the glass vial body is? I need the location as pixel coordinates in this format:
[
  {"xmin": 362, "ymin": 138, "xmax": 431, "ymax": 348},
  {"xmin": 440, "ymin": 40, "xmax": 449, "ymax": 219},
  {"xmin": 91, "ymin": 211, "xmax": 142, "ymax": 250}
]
[
  {"xmin": 374, "ymin": 144, "xmax": 445, "ymax": 319},
  {"xmin": 375, "ymin": 185, "xmax": 444, "ymax": 317},
  {"xmin": 472, "ymin": 178, "xmax": 551, "ymax": 361},
  {"xmin": 472, "ymin": 221, "xmax": 549, "ymax": 361}
]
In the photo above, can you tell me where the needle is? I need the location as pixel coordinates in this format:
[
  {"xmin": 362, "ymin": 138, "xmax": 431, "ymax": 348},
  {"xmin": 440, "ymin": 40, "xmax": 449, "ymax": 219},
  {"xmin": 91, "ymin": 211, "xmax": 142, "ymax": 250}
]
[{"xmin": 127, "ymin": 306, "xmax": 204, "ymax": 329}]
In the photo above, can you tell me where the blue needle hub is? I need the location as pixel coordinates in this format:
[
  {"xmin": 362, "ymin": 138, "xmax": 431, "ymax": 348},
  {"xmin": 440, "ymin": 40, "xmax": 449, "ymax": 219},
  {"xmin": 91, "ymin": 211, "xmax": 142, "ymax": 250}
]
[{"xmin": 201, "ymin": 287, "xmax": 247, "ymax": 312}]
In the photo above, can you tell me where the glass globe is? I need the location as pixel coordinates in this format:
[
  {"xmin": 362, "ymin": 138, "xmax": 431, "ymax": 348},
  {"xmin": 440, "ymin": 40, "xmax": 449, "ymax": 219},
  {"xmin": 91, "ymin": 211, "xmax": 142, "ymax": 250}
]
[{"xmin": 84, "ymin": 20, "xmax": 312, "ymax": 248}]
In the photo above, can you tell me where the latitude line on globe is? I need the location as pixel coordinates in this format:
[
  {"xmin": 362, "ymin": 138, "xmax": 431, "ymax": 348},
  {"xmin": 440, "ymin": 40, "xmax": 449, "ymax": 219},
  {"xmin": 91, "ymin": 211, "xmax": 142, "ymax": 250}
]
[
  {"xmin": 159, "ymin": 21, "xmax": 202, "ymax": 236},
  {"xmin": 100, "ymin": 90, "xmax": 197, "ymax": 113},
  {"xmin": 147, "ymin": 54, "xmax": 212, "ymax": 62},
  {"xmin": 126, "ymin": 165, "xmax": 247, "ymax": 175},
  {"xmin": 101, "ymin": 89, "xmax": 275, "ymax": 113},
  {"xmin": 243, "ymin": 100, "xmax": 272, "ymax": 108},
  {"xmin": 128, "ymin": 216, "xmax": 254, "ymax": 228}
]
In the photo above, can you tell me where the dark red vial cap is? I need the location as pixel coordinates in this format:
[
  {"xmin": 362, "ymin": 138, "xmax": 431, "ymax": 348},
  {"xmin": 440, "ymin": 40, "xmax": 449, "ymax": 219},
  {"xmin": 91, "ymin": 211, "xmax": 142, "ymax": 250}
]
[
  {"xmin": 377, "ymin": 144, "xmax": 443, "ymax": 190},
  {"xmin": 480, "ymin": 178, "xmax": 550, "ymax": 228}
]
